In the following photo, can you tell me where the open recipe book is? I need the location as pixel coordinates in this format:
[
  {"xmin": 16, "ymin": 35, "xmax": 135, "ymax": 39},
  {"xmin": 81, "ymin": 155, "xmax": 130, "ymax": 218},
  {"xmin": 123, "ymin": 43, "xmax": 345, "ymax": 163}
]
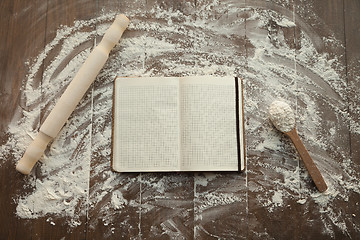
[{"xmin": 112, "ymin": 76, "xmax": 245, "ymax": 172}]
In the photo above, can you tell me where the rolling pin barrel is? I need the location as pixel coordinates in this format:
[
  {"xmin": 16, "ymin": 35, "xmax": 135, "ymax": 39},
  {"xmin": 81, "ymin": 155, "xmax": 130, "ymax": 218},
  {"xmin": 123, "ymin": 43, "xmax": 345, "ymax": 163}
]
[
  {"xmin": 16, "ymin": 14, "xmax": 129, "ymax": 174},
  {"xmin": 39, "ymin": 47, "xmax": 109, "ymax": 137}
]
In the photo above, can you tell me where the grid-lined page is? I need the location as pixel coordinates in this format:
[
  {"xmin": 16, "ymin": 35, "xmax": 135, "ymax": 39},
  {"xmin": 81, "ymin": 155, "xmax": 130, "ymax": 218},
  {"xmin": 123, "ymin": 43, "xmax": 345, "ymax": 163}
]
[
  {"xmin": 113, "ymin": 77, "xmax": 179, "ymax": 172},
  {"xmin": 180, "ymin": 76, "xmax": 238, "ymax": 171}
]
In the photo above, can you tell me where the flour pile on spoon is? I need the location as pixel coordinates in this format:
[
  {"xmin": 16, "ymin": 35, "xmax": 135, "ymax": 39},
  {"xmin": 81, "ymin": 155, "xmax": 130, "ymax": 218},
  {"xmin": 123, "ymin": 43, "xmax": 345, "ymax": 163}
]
[{"xmin": 268, "ymin": 100, "xmax": 295, "ymax": 133}]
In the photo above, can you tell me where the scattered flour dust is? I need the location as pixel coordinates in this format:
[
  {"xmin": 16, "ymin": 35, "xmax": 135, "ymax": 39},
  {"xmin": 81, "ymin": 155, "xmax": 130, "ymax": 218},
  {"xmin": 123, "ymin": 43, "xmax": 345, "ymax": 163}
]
[
  {"xmin": 111, "ymin": 190, "xmax": 128, "ymax": 210},
  {"xmin": 0, "ymin": 1, "xmax": 359, "ymax": 238}
]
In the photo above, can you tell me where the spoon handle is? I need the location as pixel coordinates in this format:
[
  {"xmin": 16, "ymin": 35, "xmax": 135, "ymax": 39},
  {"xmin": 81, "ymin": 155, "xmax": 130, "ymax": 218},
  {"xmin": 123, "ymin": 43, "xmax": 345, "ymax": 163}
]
[{"xmin": 286, "ymin": 129, "xmax": 328, "ymax": 192}]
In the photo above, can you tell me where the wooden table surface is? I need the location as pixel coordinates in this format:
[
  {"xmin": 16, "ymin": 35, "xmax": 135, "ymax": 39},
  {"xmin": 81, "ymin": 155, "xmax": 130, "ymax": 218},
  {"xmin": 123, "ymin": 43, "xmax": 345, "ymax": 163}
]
[{"xmin": 1, "ymin": 0, "xmax": 359, "ymax": 239}]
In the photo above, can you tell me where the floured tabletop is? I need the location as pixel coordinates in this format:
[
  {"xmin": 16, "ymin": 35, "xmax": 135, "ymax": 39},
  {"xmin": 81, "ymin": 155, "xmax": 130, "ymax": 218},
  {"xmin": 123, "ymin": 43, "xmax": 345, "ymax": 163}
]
[{"xmin": 0, "ymin": 0, "xmax": 359, "ymax": 239}]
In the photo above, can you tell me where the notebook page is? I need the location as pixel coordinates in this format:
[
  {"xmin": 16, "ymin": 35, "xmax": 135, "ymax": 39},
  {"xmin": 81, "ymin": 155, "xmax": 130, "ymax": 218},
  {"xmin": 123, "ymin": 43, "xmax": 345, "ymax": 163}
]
[
  {"xmin": 179, "ymin": 76, "xmax": 238, "ymax": 171},
  {"xmin": 113, "ymin": 77, "xmax": 180, "ymax": 172}
]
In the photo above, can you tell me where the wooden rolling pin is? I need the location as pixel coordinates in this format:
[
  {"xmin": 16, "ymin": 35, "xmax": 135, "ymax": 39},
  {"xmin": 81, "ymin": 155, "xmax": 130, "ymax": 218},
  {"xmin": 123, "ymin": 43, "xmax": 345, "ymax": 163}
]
[{"xmin": 16, "ymin": 14, "xmax": 130, "ymax": 174}]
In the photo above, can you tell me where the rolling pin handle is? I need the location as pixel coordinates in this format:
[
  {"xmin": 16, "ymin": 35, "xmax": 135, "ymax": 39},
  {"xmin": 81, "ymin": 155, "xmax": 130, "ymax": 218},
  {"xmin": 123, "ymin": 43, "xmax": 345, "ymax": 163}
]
[{"xmin": 16, "ymin": 132, "xmax": 52, "ymax": 174}]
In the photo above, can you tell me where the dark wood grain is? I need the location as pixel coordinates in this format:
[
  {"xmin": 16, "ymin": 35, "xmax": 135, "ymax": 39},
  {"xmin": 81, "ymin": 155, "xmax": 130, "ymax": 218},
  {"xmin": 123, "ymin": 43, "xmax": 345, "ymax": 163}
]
[
  {"xmin": 344, "ymin": 1, "xmax": 360, "ymax": 170},
  {"xmin": 344, "ymin": 0, "xmax": 360, "ymax": 235},
  {"xmin": 0, "ymin": 1, "xmax": 48, "ymax": 239},
  {"xmin": 0, "ymin": 0, "xmax": 14, "ymax": 236},
  {"xmin": 0, "ymin": 1, "xmax": 47, "ymax": 131},
  {"xmin": 0, "ymin": 0, "xmax": 13, "ymax": 133},
  {"xmin": 294, "ymin": 0, "xmax": 360, "ymax": 239},
  {"xmin": 1, "ymin": 0, "xmax": 360, "ymax": 239}
]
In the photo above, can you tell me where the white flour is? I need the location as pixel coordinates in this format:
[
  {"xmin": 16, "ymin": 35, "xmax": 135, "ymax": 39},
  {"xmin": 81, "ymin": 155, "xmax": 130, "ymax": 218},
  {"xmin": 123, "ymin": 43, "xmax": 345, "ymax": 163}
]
[
  {"xmin": 1, "ymin": 1, "xmax": 359, "ymax": 238},
  {"xmin": 268, "ymin": 100, "xmax": 295, "ymax": 133}
]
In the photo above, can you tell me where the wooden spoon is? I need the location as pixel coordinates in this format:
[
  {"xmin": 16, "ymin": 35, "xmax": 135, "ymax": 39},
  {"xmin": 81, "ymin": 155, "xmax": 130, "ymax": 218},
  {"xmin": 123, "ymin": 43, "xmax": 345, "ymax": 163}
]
[{"xmin": 269, "ymin": 100, "xmax": 328, "ymax": 193}]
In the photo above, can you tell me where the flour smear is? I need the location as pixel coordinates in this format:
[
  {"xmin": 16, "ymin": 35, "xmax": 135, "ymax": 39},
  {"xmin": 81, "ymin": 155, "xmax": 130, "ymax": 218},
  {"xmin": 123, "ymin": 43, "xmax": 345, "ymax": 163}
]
[{"xmin": 1, "ymin": 0, "xmax": 359, "ymax": 238}]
